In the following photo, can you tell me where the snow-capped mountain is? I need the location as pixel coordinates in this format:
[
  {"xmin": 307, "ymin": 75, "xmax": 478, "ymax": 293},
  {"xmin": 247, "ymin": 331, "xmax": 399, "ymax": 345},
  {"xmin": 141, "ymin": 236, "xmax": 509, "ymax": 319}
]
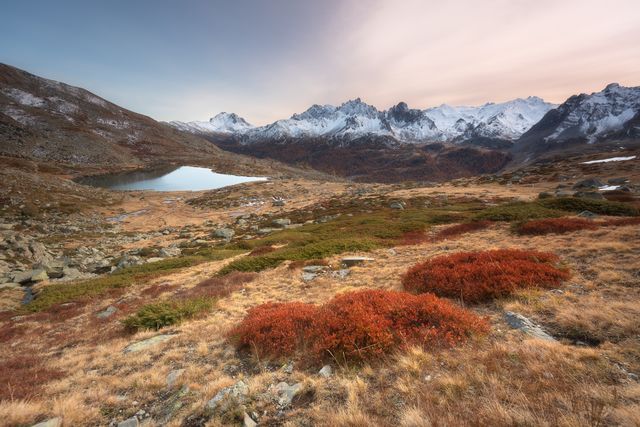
[
  {"xmin": 171, "ymin": 97, "xmax": 556, "ymax": 145},
  {"xmin": 170, "ymin": 112, "xmax": 253, "ymax": 134},
  {"xmin": 514, "ymin": 83, "xmax": 640, "ymax": 162}
]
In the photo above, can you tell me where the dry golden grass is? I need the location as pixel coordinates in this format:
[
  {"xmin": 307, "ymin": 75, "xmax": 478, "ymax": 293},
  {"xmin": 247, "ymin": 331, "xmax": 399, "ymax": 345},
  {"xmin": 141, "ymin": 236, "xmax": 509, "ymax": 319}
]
[{"xmin": 1, "ymin": 177, "xmax": 639, "ymax": 426}]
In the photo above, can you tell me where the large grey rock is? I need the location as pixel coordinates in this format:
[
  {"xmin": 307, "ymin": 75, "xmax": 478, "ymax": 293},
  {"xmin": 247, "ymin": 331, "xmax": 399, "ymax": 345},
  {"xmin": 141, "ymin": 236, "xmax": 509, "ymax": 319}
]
[
  {"xmin": 272, "ymin": 198, "xmax": 285, "ymax": 207},
  {"xmin": 389, "ymin": 201, "xmax": 405, "ymax": 210},
  {"xmin": 31, "ymin": 418, "xmax": 62, "ymax": 427},
  {"xmin": 213, "ymin": 228, "xmax": 235, "ymax": 240},
  {"xmin": 124, "ymin": 334, "xmax": 175, "ymax": 353},
  {"xmin": 96, "ymin": 306, "xmax": 118, "ymax": 319},
  {"xmin": 159, "ymin": 246, "xmax": 181, "ymax": 258},
  {"xmin": 504, "ymin": 312, "xmax": 556, "ymax": 341},
  {"xmin": 117, "ymin": 417, "xmax": 139, "ymax": 427},
  {"xmin": 273, "ymin": 218, "xmax": 291, "ymax": 228},
  {"xmin": 272, "ymin": 382, "xmax": 303, "ymax": 407},
  {"xmin": 573, "ymin": 178, "xmax": 604, "ymax": 189},
  {"xmin": 608, "ymin": 177, "xmax": 629, "ymax": 185},
  {"xmin": 206, "ymin": 380, "xmax": 249, "ymax": 412},
  {"xmin": 35, "ymin": 259, "xmax": 65, "ymax": 279},
  {"xmin": 11, "ymin": 270, "xmax": 34, "ymax": 284},
  {"xmin": 30, "ymin": 269, "xmax": 49, "ymax": 282}
]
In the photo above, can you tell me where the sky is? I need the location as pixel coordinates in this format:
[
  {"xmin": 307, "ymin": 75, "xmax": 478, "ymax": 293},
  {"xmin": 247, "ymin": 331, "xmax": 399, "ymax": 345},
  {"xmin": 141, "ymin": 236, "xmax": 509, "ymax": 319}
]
[{"xmin": 2, "ymin": 0, "xmax": 640, "ymax": 125}]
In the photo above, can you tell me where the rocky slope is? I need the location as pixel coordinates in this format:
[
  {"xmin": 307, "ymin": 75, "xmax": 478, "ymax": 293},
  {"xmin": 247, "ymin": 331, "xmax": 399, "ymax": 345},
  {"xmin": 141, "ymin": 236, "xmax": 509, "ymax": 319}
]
[
  {"xmin": 513, "ymin": 83, "xmax": 640, "ymax": 163},
  {"xmin": 0, "ymin": 63, "xmax": 225, "ymax": 166}
]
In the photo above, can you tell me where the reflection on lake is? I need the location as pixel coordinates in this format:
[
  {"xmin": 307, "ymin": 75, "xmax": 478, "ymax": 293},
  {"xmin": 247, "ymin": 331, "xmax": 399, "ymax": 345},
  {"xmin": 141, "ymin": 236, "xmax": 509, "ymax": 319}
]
[{"xmin": 77, "ymin": 166, "xmax": 267, "ymax": 191}]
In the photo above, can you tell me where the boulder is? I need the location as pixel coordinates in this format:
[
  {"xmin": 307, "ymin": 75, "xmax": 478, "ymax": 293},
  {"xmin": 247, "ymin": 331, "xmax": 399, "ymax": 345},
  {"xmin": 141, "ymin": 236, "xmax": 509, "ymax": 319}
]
[
  {"xmin": 608, "ymin": 177, "xmax": 629, "ymax": 185},
  {"xmin": 577, "ymin": 210, "xmax": 598, "ymax": 218},
  {"xmin": 159, "ymin": 246, "xmax": 181, "ymax": 258},
  {"xmin": 573, "ymin": 178, "xmax": 604, "ymax": 189},
  {"xmin": 213, "ymin": 228, "xmax": 235, "ymax": 240},
  {"xmin": 272, "ymin": 382, "xmax": 303, "ymax": 407},
  {"xmin": 206, "ymin": 380, "xmax": 249, "ymax": 412},
  {"xmin": 504, "ymin": 311, "xmax": 555, "ymax": 341},
  {"xmin": 30, "ymin": 269, "xmax": 49, "ymax": 282},
  {"xmin": 11, "ymin": 270, "xmax": 33, "ymax": 284},
  {"xmin": 389, "ymin": 201, "xmax": 405, "ymax": 210},
  {"xmin": 273, "ymin": 218, "xmax": 291, "ymax": 228},
  {"xmin": 272, "ymin": 198, "xmax": 286, "ymax": 207},
  {"xmin": 0, "ymin": 282, "xmax": 21, "ymax": 290},
  {"xmin": 96, "ymin": 306, "xmax": 118, "ymax": 319}
]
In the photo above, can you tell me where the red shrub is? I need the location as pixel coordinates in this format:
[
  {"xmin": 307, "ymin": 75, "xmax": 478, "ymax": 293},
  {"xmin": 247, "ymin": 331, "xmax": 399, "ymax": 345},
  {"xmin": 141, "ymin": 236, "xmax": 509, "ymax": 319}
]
[
  {"xmin": 516, "ymin": 218, "xmax": 598, "ymax": 235},
  {"xmin": 601, "ymin": 217, "xmax": 640, "ymax": 227},
  {"xmin": 399, "ymin": 230, "xmax": 429, "ymax": 245},
  {"xmin": 230, "ymin": 302, "xmax": 317, "ymax": 357},
  {"xmin": 311, "ymin": 290, "xmax": 489, "ymax": 362},
  {"xmin": 0, "ymin": 355, "xmax": 64, "ymax": 400},
  {"xmin": 432, "ymin": 221, "xmax": 493, "ymax": 241},
  {"xmin": 229, "ymin": 289, "xmax": 488, "ymax": 363},
  {"xmin": 402, "ymin": 249, "xmax": 570, "ymax": 303}
]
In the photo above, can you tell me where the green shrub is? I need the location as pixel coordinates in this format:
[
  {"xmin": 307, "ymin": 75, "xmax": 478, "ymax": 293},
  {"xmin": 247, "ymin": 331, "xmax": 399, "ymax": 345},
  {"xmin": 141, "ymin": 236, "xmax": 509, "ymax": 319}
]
[
  {"xmin": 474, "ymin": 202, "xmax": 564, "ymax": 222},
  {"xmin": 539, "ymin": 197, "xmax": 639, "ymax": 217},
  {"xmin": 122, "ymin": 297, "xmax": 213, "ymax": 331}
]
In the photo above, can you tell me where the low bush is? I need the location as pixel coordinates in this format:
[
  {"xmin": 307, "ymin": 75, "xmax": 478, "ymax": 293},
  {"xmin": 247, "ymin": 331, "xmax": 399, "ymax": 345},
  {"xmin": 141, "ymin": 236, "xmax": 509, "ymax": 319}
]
[
  {"xmin": 515, "ymin": 218, "xmax": 598, "ymax": 235},
  {"xmin": 601, "ymin": 217, "xmax": 640, "ymax": 227},
  {"xmin": 229, "ymin": 289, "xmax": 489, "ymax": 363},
  {"xmin": 539, "ymin": 197, "xmax": 639, "ymax": 217},
  {"xmin": 433, "ymin": 220, "xmax": 493, "ymax": 241},
  {"xmin": 402, "ymin": 249, "xmax": 570, "ymax": 303},
  {"xmin": 123, "ymin": 297, "xmax": 213, "ymax": 332},
  {"xmin": 474, "ymin": 202, "xmax": 565, "ymax": 222}
]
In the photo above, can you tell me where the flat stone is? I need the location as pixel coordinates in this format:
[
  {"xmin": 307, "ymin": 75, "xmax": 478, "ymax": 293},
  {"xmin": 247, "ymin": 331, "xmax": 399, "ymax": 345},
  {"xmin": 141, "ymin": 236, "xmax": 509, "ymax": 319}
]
[
  {"xmin": 96, "ymin": 306, "xmax": 118, "ymax": 319},
  {"xmin": 117, "ymin": 417, "xmax": 139, "ymax": 427},
  {"xmin": 301, "ymin": 272, "xmax": 318, "ymax": 282},
  {"xmin": 124, "ymin": 334, "xmax": 174, "ymax": 353},
  {"xmin": 31, "ymin": 418, "xmax": 62, "ymax": 427},
  {"xmin": 11, "ymin": 270, "xmax": 33, "ymax": 284},
  {"xmin": 341, "ymin": 257, "xmax": 374, "ymax": 267},
  {"xmin": 504, "ymin": 311, "xmax": 555, "ymax": 341}
]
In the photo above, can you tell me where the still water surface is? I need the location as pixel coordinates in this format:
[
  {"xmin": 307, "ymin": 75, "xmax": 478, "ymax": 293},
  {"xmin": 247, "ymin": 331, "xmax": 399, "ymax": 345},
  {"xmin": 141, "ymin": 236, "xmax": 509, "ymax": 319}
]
[{"xmin": 78, "ymin": 166, "xmax": 267, "ymax": 191}]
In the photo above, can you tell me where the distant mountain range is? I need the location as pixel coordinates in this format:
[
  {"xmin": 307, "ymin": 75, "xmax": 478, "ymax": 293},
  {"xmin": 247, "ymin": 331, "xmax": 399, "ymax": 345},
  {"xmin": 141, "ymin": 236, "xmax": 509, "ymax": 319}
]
[
  {"xmin": 1, "ymin": 62, "xmax": 638, "ymax": 182},
  {"xmin": 170, "ymin": 96, "xmax": 557, "ymax": 146}
]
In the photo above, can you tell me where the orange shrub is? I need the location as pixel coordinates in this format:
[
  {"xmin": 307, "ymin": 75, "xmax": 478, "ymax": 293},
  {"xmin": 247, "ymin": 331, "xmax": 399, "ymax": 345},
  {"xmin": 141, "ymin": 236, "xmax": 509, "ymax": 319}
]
[
  {"xmin": 433, "ymin": 220, "xmax": 493, "ymax": 241},
  {"xmin": 402, "ymin": 249, "xmax": 570, "ymax": 303},
  {"xmin": 516, "ymin": 218, "xmax": 598, "ymax": 235},
  {"xmin": 229, "ymin": 289, "xmax": 488, "ymax": 363},
  {"xmin": 311, "ymin": 290, "xmax": 489, "ymax": 362},
  {"xmin": 601, "ymin": 217, "xmax": 640, "ymax": 227},
  {"xmin": 230, "ymin": 302, "xmax": 317, "ymax": 357}
]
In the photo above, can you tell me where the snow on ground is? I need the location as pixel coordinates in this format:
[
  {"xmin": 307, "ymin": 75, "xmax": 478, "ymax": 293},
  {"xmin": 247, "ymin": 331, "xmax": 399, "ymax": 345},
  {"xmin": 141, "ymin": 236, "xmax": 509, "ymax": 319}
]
[
  {"xmin": 582, "ymin": 156, "xmax": 636, "ymax": 164},
  {"xmin": 2, "ymin": 88, "xmax": 46, "ymax": 107},
  {"xmin": 599, "ymin": 185, "xmax": 621, "ymax": 191}
]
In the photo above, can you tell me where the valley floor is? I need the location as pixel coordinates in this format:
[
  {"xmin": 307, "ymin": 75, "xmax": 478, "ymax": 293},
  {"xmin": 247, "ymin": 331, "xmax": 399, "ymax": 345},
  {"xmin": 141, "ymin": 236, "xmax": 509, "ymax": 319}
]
[{"xmin": 1, "ymin": 151, "xmax": 639, "ymax": 426}]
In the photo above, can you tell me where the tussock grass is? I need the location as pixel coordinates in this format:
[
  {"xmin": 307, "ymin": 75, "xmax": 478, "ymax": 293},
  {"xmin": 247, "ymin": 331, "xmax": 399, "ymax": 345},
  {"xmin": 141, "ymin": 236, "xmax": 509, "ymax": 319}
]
[{"xmin": 122, "ymin": 297, "xmax": 213, "ymax": 332}]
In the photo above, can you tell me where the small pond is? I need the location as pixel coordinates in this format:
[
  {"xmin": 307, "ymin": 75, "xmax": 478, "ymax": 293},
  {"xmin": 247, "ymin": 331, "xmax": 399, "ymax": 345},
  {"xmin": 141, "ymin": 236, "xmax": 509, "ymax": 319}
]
[{"xmin": 77, "ymin": 166, "xmax": 267, "ymax": 191}]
